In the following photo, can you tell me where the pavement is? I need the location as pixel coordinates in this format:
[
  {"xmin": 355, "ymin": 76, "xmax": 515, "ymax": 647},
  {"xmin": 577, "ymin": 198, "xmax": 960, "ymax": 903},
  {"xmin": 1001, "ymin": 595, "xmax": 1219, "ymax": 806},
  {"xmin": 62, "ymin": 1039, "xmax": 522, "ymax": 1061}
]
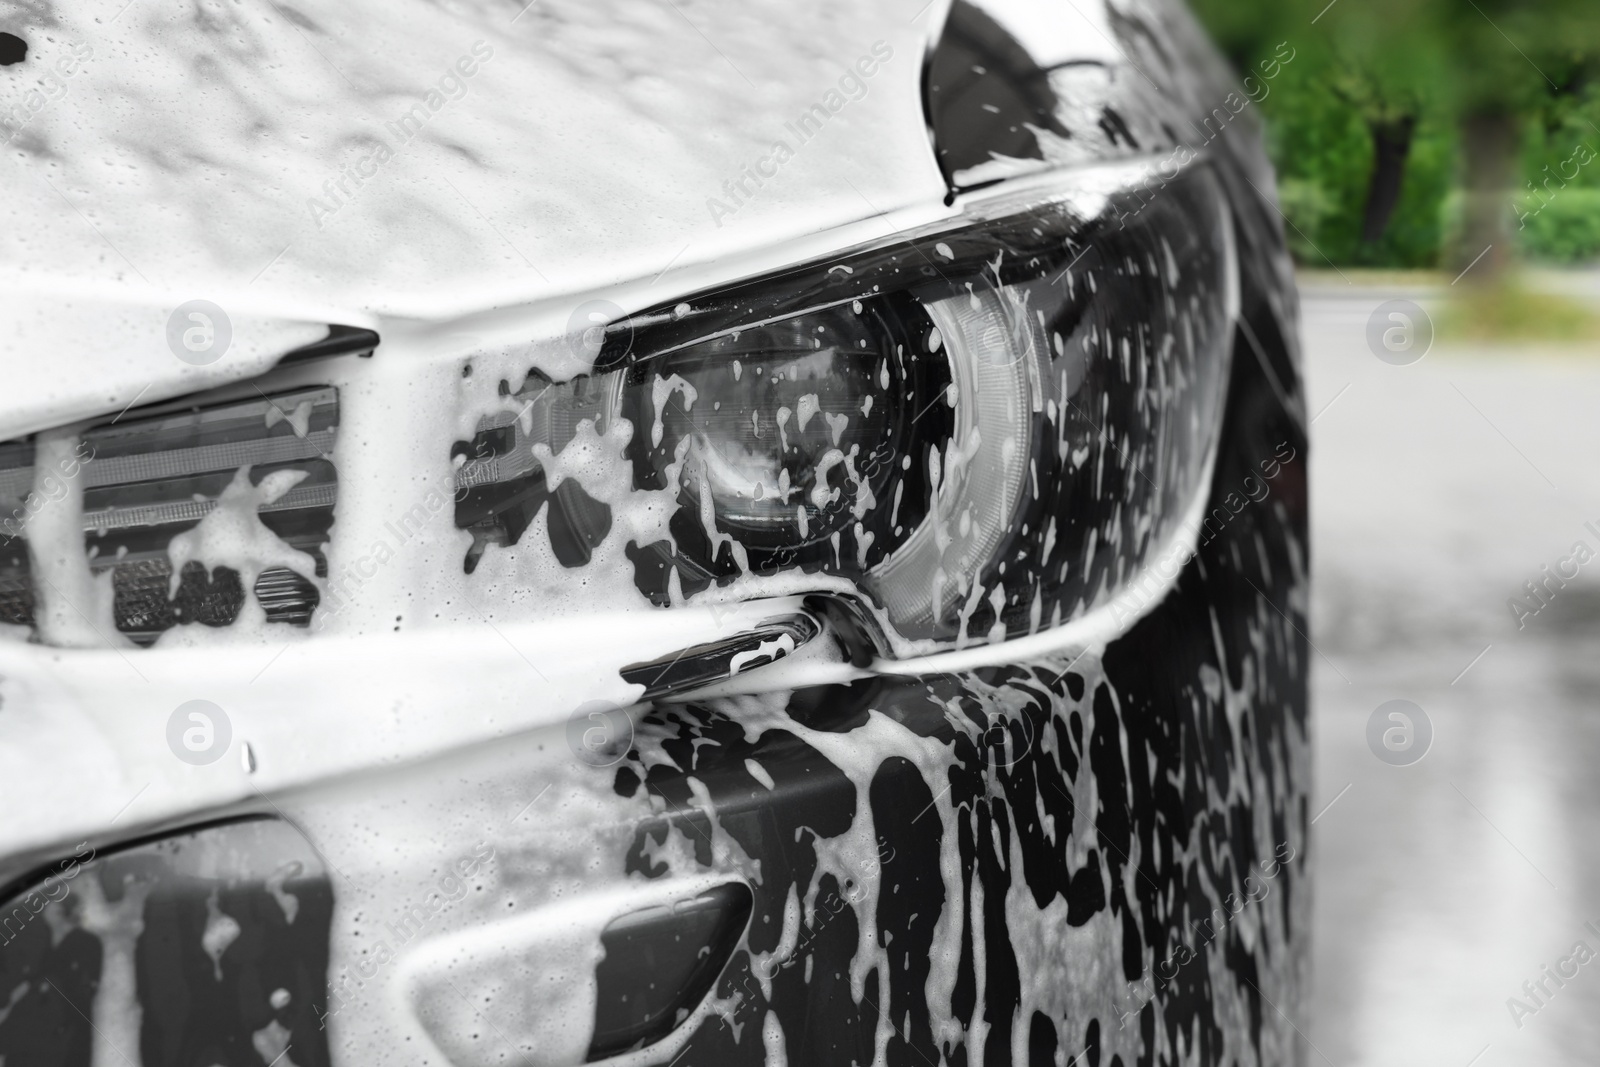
[{"xmin": 1301, "ymin": 275, "xmax": 1600, "ymax": 1067}]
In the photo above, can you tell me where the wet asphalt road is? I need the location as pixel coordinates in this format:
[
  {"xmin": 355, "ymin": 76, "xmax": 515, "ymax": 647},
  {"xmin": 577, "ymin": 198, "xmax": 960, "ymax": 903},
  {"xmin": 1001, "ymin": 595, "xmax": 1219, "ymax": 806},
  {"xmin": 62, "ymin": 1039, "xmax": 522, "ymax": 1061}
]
[{"xmin": 1302, "ymin": 278, "xmax": 1600, "ymax": 1067}]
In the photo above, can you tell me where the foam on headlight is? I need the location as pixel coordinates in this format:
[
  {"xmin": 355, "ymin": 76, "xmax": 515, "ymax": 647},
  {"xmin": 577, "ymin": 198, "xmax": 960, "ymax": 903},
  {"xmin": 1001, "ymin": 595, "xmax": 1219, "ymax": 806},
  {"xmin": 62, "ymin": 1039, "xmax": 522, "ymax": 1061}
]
[
  {"xmin": 867, "ymin": 286, "xmax": 1038, "ymax": 636},
  {"xmin": 453, "ymin": 161, "xmax": 1236, "ymax": 654}
]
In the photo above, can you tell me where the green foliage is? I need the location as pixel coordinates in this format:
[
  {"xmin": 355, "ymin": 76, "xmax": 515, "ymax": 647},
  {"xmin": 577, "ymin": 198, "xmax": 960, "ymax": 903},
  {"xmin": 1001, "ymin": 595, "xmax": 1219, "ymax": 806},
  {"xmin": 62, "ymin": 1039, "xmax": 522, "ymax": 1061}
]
[
  {"xmin": 1521, "ymin": 96, "xmax": 1600, "ymax": 192},
  {"xmin": 1275, "ymin": 178, "xmax": 1333, "ymax": 263},
  {"xmin": 1519, "ymin": 190, "xmax": 1600, "ymax": 262},
  {"xmin": 1260, "ymin": 56, "xmax": 1453, "ymax": 267},
  {"xmin": 1190, "ymin": 0, "xmax": 1600, "ymax": 267},
  {"xmin": 1515, "ymin": 73, "xmax": 1600, "ymax": 262}
]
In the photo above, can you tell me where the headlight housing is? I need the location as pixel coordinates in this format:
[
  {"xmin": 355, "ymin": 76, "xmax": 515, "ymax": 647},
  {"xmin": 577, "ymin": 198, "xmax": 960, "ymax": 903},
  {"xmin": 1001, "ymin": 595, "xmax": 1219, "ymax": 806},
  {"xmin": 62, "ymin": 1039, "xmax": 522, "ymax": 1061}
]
[{"xmin": 457, "ymin": 161, "xmax": 1236, "ymax": 649}]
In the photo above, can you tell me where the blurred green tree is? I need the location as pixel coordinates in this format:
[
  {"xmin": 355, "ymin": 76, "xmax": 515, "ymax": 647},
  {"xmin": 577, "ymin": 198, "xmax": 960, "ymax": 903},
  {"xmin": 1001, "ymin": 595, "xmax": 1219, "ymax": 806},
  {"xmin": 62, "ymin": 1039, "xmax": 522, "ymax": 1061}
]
[
  {"xmin": 1435, "ymin": 2, "xmax": 1599, "ymax": 277},
  {"xmin": 1192, "ymin": 0, "xmax": 1600, "ymax": 274}
]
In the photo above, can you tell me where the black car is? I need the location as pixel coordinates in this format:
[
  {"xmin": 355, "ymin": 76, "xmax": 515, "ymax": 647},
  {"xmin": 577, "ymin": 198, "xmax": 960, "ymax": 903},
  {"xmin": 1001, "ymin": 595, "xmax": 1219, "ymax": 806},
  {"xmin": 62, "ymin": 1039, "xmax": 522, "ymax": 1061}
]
[{"xmin": 0, "ymin": 0, "xmax": 1307, "ymax": 1063}]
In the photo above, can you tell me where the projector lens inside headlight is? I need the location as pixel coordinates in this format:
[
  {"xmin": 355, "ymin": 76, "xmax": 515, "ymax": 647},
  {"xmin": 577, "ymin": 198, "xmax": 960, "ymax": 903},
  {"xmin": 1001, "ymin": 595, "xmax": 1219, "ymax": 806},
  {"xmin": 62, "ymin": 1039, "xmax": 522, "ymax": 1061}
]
[{"xmin": 620, "ymin": 294, "xmax": 952, "ymax": 570}]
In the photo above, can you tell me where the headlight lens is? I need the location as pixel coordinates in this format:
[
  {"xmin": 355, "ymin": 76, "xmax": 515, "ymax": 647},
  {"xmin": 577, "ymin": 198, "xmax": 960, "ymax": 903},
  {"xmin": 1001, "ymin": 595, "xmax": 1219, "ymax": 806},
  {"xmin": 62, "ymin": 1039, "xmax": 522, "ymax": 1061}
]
[
  {"xmin": 621, "ymin": 293, "xmax": 951, "ymax": 569},
  {"xmin": 458, "ymin": 162, "xmax": 1235, "ymax": 648}
]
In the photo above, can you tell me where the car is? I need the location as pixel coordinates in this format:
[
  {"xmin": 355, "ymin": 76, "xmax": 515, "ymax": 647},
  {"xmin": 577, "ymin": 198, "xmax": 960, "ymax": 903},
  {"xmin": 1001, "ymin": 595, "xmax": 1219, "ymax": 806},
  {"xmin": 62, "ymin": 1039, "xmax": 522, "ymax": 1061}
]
[{"xmin": 0, "ymin": 0, "xmax": 1308, "ymax": 1064}]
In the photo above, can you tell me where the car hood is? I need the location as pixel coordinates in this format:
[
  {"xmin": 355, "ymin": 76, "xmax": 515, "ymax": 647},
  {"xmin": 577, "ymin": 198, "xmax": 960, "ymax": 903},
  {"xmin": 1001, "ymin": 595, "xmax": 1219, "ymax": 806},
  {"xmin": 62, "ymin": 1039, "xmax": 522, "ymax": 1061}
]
[
  {"xmin": 0, "ymin": 0, "xmax": 1252, "ymax": 443},
  {"xmin": 0, "ymin": 0, "xmax": 960, "ymax": 320}
]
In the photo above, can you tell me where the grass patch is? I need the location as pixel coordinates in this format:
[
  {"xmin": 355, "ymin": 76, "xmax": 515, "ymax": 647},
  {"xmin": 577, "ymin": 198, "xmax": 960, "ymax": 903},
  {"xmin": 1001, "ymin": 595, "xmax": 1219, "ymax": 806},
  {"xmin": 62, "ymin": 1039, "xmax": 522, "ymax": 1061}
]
[
  {"xmin": 1439, "ymin": 281, "xmax": 1600, "ymax": 342},
  {"xmin": 1297, "ymin": 268, "xmax": 1450, "ymax": 288}
]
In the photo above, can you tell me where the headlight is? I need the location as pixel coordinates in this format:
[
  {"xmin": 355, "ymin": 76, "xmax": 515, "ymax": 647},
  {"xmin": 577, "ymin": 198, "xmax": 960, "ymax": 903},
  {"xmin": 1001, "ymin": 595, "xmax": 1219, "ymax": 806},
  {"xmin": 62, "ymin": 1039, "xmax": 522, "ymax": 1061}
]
[{"xmin": 457, "ymin": 161, "xmax": 1235, "ymax": 649}]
